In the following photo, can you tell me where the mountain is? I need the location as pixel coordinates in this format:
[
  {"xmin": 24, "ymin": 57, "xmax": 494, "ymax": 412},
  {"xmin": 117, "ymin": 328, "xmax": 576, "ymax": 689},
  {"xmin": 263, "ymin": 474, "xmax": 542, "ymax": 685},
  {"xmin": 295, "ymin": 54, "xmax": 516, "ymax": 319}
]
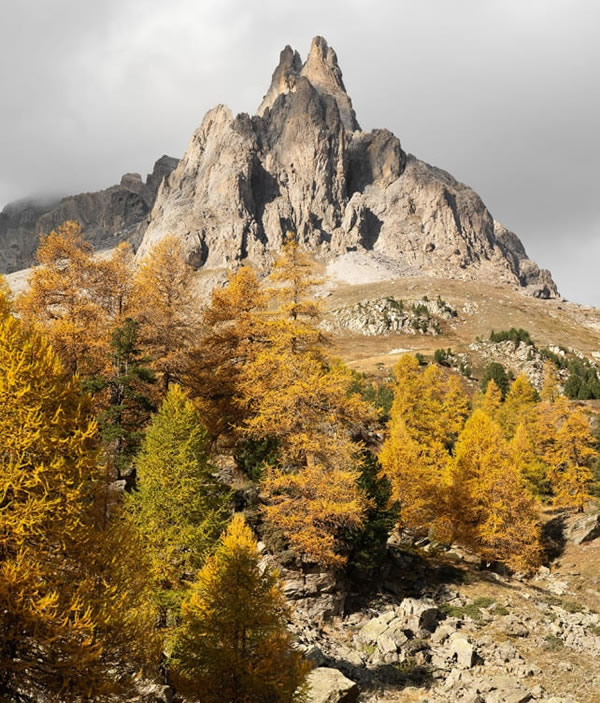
[
  {"xmin": 0, "ymin": 155, "xmax": 177, "ymax": 273},
  {"xmin": 137, "ymin": 36, "xmax": 557, "ymax": 299}
]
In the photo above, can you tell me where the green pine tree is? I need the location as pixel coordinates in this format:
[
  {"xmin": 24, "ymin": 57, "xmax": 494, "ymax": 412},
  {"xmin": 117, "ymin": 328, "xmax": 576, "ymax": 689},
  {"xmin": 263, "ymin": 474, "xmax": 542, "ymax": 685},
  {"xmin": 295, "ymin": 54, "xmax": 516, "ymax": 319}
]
[
  {"xmin": 85, "ymin": 317, "xmax": 156, "ymax": 482},
  {"xmin": 128, "ymin": 385, "xmax": 231, "ymax": 620}
]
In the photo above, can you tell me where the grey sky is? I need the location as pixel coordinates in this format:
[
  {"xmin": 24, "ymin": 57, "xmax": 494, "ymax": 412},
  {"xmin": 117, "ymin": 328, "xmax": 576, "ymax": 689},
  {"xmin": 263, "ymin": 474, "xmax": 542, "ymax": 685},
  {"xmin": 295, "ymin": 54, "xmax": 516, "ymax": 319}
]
[{"xmin": 1, "ymin": 0, "xmax": 598, "ymax": 304}]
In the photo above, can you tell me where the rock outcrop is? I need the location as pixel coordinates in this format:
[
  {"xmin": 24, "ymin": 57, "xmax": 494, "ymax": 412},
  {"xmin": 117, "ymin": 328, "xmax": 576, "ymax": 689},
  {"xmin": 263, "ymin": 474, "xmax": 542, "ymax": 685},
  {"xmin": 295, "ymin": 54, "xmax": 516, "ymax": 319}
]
[
  {"xmin": 138, "ymin": 36, "xmax": 557, "ymax": 298},
  {"xmin": 0, "ymin": 155, "xmax": 177, "ymax": 273},
  {"xmin": 2, "ymin": 36, "xmax": 558, "ymax": 298}
]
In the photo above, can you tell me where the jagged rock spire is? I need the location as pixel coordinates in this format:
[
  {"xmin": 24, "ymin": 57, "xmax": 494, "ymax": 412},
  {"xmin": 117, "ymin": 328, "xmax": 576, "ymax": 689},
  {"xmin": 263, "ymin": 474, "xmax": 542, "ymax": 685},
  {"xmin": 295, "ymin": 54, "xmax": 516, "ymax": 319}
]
[{"xmin": 258, "ymin": 36, "xmax": 360, "ymax": 131}]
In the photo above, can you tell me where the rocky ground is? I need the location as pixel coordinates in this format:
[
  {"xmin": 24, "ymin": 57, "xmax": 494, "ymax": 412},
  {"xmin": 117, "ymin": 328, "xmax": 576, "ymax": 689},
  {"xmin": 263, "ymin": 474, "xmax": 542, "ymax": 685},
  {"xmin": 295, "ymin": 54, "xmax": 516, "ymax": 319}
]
[{"xmin": 287, "ymin": 510, "xmax": 600, "ymax": 703}]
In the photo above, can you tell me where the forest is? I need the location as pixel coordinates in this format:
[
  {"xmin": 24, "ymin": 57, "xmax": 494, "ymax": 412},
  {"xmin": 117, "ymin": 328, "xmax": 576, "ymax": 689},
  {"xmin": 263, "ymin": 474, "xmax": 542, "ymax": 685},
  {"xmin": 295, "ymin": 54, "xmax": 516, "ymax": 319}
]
[{"xmin": 1, "ymin": 222, "xmax": 597, "ymax": 702}]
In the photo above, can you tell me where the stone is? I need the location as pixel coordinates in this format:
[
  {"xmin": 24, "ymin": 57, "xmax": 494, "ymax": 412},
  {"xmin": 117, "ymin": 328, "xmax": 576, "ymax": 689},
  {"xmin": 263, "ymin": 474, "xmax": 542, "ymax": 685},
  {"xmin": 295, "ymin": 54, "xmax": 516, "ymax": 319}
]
[
  {"xmin": 136, "ymin": 682, "xmax": 174, "ymax": 703},
  {"xmin": 565, "ymin": 512, "xmax": 600, "ymax": 545},
  {"xmin": 449, "ymin": 635, "xmax": 477, "ymax": 668},
  {"xmin": 132, "ymin": 37, "xmax": 556, "ymax": 299},
  {"xmin": 306, "ymin": 667, "xmax": 359, "ymax": 703},
  {"xmin": 398, "ymin": 597, "xmax": 441, "ymax": 633},
  {"xmin": 0, "ymin": 155, "xmax": 177, "ymax": 274}
]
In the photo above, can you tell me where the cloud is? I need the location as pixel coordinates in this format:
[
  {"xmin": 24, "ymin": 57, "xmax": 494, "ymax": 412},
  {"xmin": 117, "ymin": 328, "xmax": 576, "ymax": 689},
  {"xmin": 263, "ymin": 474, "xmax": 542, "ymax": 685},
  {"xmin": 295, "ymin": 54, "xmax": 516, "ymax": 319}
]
[{"xmin": 0, "ymin": 0, "xmax": 598, "ymax": 303}]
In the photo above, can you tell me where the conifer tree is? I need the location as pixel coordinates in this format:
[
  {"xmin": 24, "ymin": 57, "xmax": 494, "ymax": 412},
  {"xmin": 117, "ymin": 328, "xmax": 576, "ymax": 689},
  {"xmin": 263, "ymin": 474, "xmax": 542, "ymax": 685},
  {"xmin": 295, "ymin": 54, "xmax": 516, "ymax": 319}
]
[
  {"xmin": 0, "ymin": 274, "xmax": 11, "ymax": 318},
  {"xmin": 510, "ymin": 422, "xmax": 549, "ymax": 496},
  {"xmin": 129, "ymin": 385, "xmax": 230, "ymax": 616},
  {"xmin": 87, "ymin": 317, "xmax": 157, "ymax": 481},
  {"xmin": 0, "ymin": 311, "xmax": 158, "ymax": 701},
  {"xmin": 477, "ymin": 378, "xmax": 502, "ymax": 418},
  {"xmin": 17, "ymin": 221, "xmax": 134, "ymax": 377},
  {"xmin": 239, "ymin": 240, "xmax": 375, "ymax": 566},
  {"xmin": 184, "ymin": 266, "xmax": 270, "ymax": 438},
  {"xmin": 171, "ymin": 514, "xmax": 310, "ymax": 703},
  {"xmin": 379, "ymin": 356, "xmax": 469, "ymax": 540},
  {"xmin": 549, "ymin": 407, "xmax": 597, "ymax": 511},
  {"xmin": 132, "ymin": 235, "xmax": 200, "ymax": 390},
  {"xmin": 541, "ymin": 359, "xmax": 561, "ymax": 402},
  {"xmin": 497, "ymin": 373, "xmax": 538, "ymax": 439},
  {"xmin": 450, "ymin": 410, "xmax": 541, "ymax": 571}
]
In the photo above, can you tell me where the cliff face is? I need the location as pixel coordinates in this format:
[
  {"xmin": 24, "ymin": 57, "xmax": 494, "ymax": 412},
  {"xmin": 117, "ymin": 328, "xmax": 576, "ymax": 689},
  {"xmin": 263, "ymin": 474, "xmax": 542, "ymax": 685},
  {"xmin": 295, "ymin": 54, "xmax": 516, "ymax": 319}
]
[
  {"xmin": 1, "ymin": 37, "xmax": 556, "ymax": 298},
  {"xmin": 138, "ymin": 37, "xmax": 556, "ymax": 298},
  {"xmin": 0, "ymin": 155, "xmax": 177, "ymax": 273}
]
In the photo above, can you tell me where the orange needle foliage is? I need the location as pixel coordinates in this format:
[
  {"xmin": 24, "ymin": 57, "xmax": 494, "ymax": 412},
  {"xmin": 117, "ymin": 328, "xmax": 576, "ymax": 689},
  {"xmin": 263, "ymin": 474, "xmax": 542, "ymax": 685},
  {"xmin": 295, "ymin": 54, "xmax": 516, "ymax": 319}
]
[
  {"xmin": 238, "ymin": 239, "xmax": 375, "ymax": 567},
  {"xmin": 132, "ymin": 235, "xmax": 201, "ymax": 390},
  {"xmin": 17, "ymin": 221, "xmax": 134, "ymax": 377}
]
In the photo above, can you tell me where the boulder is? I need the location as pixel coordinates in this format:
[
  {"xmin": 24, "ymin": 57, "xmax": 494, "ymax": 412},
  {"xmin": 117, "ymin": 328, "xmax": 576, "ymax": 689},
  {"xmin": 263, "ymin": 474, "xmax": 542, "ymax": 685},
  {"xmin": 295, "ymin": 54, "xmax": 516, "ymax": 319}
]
[
  {"xmin": 449, "ymin": 635, "xmax": 477, "ymax": 668},
  {"xmin": 306, "ymin": 667, "xmax": 359, "ymax": 703},
  {"xmin": 398, "ymin": 597, "xmax": 441, "ymax": 633},
  {"xmin": 565, "ymin": 512, "xmax": 600, "ymax": 545}
]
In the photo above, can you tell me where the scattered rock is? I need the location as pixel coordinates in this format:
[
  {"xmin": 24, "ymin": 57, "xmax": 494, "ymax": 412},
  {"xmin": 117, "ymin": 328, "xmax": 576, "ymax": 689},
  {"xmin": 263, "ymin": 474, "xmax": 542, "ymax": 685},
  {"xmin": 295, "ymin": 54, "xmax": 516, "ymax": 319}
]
[{"xmin": 306, "ymin": 667, "xmax": 359, "ymax": 703}]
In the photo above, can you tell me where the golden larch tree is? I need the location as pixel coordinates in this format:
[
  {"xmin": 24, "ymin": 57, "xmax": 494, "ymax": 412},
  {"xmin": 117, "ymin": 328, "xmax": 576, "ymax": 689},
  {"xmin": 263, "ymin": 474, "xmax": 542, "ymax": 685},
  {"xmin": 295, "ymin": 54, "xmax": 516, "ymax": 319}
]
[
  {"xmin": 132, "ymin": 235, "xmax": 200, "ymax": 390},
  {"xmin": 497, "ymin": 373, "xmax": 538, "ymax": 439},
  {"xmin": 171, "ymin": 514, "xmax": 310, "ymax": 703},
  {"xmin": 450, "ymin": 410, "xmax": 541, "ymax": 572},
  {"xmin": 17, "ymin": 221, "xmax": 134, "ymax": 377},
  {"xmin": 238, "ymin": 241, "xmax": 375, "ymax": 566},
  {"xmin": 541, "ymin": 359, "xmax": 561, "ymax": 402},
  {"xmin": 379, "ymin": 356, "xmax": 469, "ymax": 540},
  {"xmin": 0, "ymin": 309, "xmax": 158, "ymax": 701},
  {"xmin": 549, "ymin": 406, "xmax": 597, "ymax": 511},
  {"xmin": 184, "ymin": 265, "xmax": 270, "ymax": 438}
]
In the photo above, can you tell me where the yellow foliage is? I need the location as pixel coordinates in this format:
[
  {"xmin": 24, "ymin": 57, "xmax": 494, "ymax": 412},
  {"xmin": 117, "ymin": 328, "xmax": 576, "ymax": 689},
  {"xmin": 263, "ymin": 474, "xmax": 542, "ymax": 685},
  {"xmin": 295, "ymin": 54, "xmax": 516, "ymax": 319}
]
[
  {"xmin": 0, "ymin": 274, "xmax": 11, "ymax": 318},
  {"xmin": 185, "ymin": 266, "xmax": 270, "ymax": 437},
  {"xmin": 0, "ymin": 312, "xmax": 158, "ymax": 699},
  {"xmin": 269, "ymin": 234, "xmax": 323, "ymax": 321},
  {"xmin": 171, "ymin": 514, "xmax": 310, "ymax": 703},
  {"xmin": 237, "ymin": 244, "xmax": 374, "ymax": 566},
  {"xmin": 549, "ymin": 406, "xmax": 597, "ymax": 511},
  {"xmin": 450, "ymin": 410, "xmax": 541, "ymax": 572},
  {"xmin": 379, "ymin": 356, "xmax": 469, "ymax": 536},
  {"xmin": 541, "ymin": 359, "xmax": 561, "ymax": 402},
  {"xmin": 17, "ymin": 221, "xmax": 134, "ymax": 376},
  {"xmin": 476, "ymin": 378, "xmax": 502, "ymax": 418},
  {"xmin": 132, "ymin": 235, "xmax": 200, "ymax": 389},
  {"xmin": 497, "ymin": 373, "xmax": 538, "ymax": 438}
]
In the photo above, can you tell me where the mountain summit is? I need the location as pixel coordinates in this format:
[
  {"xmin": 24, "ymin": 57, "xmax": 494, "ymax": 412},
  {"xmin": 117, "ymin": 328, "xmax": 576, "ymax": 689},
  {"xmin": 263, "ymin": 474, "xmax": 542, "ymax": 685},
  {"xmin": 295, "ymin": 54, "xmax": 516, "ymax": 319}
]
[
  {"xmin": 138, "ymin": 36, "xmax": 556, "ymax": 297},
  {"xmin": 0, "ymin": 37, "xmax": 557, "ymax": 298}
]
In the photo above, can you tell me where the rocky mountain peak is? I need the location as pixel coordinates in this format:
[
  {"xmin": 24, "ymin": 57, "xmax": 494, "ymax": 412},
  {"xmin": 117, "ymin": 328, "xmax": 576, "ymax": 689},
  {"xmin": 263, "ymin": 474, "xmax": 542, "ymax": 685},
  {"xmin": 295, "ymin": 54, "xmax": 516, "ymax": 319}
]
[
  {"xmin": 258, "ymin": 35, "xmax": 360, "ymax": 132},
  {"xmin": 138, "ymin": 37, "xmax": 556, "ymax": 298}
]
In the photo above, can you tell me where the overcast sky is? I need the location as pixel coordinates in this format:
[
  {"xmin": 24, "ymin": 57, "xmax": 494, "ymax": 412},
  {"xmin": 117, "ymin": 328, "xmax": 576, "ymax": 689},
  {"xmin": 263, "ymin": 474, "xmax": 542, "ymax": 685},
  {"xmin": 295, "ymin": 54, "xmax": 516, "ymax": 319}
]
[{"xmin": 1, "ymin": 0, "xmax": 598, "ymax": 304}]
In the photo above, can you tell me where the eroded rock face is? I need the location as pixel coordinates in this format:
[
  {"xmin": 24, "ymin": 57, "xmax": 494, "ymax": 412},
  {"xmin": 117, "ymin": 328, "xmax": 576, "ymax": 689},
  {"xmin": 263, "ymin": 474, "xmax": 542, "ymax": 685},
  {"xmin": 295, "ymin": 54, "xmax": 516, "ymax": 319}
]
[
  {"xmin": 138, "ymin": 37, "xmax": 557, "ymax": 298},
  {"xmin": 0, "ymin": 155, "xmax": 177, "ymax": 273}
]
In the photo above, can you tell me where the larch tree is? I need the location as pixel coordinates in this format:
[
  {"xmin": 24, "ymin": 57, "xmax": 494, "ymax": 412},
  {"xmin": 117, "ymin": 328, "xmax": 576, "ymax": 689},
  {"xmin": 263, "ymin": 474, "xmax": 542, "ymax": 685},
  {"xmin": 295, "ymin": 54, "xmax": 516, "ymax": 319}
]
[
  {"xmin": 171, "ymin": 514, "xmax": 310, "ymax": 703},
  {"xmin": 549, "ymin": 406, "xmax": 597, "ymax": 511},
  {"xmin": 0, "ymin": 275, "xmax": 11, "ymax": 318},
  {"xmin": 129, "ymin": 384, "xmax": 230, "ymax": 621},
  {"xmin": 450, "ymin": 410, "xmax": 541, "ymax": 572},
  {"xmin": 238, "ymin": 240, "xmax": 375, "ymax": 567},
  {"xmin": 510, "ymin": 422, "xmax": 549, "ymax": 496},
  {"xmin": 378, "ymin": 355, "xmax": 469, "ymax": 541},
  {"xmin": 132, "ymin": 235, "xmax": 200, "ymax": 391},
  {"xmin": 17, "ymin": 221, "xmax": 134, "ymax": 377},
  {"xmin": 0, "ymin": 309, "xmax": 158, "ymax": 702},
  {"xmin": 184, "ymin": 265, "xmax": 270, "ymax": 439},
  {"xmin": 476, "ymin": 378, "xmax": 503, "ymax": 419},
  {"xmin": 497, "ymin": 373, "xmax": 538, "ymax": 439},
  {"xmin": 541, "ymin": 359, "xmax": 561, "ymax": 403}
]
